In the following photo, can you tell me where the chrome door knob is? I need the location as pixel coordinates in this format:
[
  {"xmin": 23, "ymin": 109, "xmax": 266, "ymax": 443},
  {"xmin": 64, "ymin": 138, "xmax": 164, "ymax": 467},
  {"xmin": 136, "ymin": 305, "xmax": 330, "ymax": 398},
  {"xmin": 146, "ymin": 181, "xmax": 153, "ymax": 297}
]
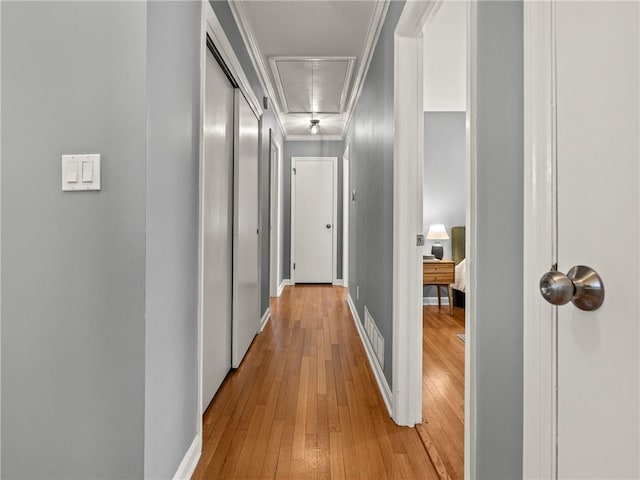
[
  {"xmin": 540, "ymin": 270, "xmax": 575, "ymax": 306},
  {"xmin": 326, "ymin": 224, "xmax": 332, "ymax": 229},
  {"xmin": 539, "ymin": 265, "xmax": 604, "ymax": 311}
]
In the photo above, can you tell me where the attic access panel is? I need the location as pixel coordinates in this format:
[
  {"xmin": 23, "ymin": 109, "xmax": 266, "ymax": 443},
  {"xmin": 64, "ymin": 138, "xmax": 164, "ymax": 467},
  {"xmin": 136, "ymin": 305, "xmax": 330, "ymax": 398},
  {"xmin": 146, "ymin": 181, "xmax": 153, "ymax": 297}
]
[{"xmin": 269, "ymin": 57, "xmax": 355, "ymax": 114}]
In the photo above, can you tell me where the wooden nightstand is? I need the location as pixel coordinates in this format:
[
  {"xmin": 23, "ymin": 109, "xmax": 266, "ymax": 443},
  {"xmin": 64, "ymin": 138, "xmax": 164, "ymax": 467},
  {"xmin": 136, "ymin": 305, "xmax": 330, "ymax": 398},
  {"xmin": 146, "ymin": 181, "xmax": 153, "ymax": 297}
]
[{"xmin": 423, "ymin": 259, "xmax": 455, "ymax": 315}]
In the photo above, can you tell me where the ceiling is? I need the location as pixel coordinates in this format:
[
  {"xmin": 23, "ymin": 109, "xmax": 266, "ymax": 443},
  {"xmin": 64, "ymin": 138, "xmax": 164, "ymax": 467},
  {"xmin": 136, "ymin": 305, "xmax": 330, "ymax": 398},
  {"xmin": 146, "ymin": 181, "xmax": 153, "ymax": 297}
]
[{"xmin": 229, "ymin": 1, "xmax": 389, "ymax": 140}]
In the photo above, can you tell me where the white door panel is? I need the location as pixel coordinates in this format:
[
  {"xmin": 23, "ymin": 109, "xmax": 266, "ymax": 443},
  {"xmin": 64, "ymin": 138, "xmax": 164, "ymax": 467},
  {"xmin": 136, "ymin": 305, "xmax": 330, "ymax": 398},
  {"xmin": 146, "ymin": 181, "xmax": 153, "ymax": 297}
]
[
  {"xmin": 232, "ymin": 90, "xmax": 260, "ymax": 368},
  {"xmin": 202, "ymin": 51, "xmax": 234, "ymax": 412},
  {"xmin": 555, "ymin": 2, "xmax": 639, "ymax": 477},
  {"xmin": 292, "ymin": 158, "xmax": 335, "ymax": 283}
]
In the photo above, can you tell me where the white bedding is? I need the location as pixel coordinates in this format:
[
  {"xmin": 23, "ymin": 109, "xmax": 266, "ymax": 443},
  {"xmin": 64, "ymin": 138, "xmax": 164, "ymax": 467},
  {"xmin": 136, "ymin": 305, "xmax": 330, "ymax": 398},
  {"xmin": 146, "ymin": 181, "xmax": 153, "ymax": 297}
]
[{"xmin": 452, "ymin": 258, "xmax": 467, "ymax": 292}]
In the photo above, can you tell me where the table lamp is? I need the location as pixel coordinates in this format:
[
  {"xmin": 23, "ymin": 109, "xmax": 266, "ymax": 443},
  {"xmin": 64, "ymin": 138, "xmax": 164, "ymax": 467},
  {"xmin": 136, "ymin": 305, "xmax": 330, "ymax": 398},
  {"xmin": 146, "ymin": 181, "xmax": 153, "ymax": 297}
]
[{"xmin": 426, "ymin": 224, "xmax": 449, "ymax": 260}]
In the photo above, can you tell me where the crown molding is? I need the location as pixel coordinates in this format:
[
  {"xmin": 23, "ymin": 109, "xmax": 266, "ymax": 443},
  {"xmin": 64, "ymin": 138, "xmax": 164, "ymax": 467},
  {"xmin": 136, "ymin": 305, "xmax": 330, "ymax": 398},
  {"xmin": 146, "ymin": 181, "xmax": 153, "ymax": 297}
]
[
  {"xmin": 341, "ymin": 0, "xmax": 391, "ymax": 137},
  {"xmin": 228, "ymin": 0, "xmax": 287, "ymax": 139},
  {"xmin": 229, "ymin": 0, "xmax": 389, "ymax": 142},
  {"xmin": 205, "ymin": 3, "xmax": 263, "ymax": 119}
]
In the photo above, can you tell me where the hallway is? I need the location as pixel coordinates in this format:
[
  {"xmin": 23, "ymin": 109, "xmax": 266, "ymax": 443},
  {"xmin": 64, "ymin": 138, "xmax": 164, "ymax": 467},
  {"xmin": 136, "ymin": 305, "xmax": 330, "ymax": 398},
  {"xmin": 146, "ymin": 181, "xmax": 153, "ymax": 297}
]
[{"xmin": 193, "ymin": 285, "xmax": 439, "ymax": 479}]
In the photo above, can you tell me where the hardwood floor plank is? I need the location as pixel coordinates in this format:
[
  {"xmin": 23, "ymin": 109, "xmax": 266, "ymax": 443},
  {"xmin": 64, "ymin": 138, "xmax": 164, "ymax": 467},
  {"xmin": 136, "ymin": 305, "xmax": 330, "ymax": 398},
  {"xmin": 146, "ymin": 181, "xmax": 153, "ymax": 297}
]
[
  {"xmin": 328, "ymin": 432, "xmax": 346, "ymax": 480},
  {"xmin": 419, "ymin": 305, "xmax": 465, "ymax": 480},
  {"xmin": 193, "ymin": 286, "xmax": 440, "ymax": 479}
]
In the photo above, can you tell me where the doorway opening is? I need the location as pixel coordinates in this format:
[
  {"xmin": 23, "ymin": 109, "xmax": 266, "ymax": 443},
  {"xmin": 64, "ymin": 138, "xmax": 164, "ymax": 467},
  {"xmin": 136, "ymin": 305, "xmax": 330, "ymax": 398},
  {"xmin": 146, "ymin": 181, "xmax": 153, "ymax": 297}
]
[
  {"xmin": 418, "ymin": 2, "xmax": 468, "ymax": 477},
  {"xmin": 269, "ymin": 131, "xmax": 282, "ymax": 297},
  {"xmin": 393, "ymin": 0, "xmax": 476, "ymax": 478}
]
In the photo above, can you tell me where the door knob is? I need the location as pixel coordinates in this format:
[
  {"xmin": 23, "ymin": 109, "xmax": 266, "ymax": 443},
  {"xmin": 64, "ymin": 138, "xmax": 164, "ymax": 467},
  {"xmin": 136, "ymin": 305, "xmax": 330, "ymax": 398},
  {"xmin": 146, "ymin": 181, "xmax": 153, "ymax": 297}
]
[
  {"xmin": 326, "ymin": 224, "xmax": 332, "ymax": 229},
  {"xmin": 539, "ymin": 265, "xmax": 604, "ymax": 311}
]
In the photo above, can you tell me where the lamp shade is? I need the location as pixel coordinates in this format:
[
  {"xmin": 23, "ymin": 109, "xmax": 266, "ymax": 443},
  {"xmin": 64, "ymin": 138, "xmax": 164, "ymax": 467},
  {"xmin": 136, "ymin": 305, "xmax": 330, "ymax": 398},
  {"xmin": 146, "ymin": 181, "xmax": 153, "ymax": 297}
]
[{"xmin": 426, "ymin": 223, "xmax": 449, "ymax": 240}]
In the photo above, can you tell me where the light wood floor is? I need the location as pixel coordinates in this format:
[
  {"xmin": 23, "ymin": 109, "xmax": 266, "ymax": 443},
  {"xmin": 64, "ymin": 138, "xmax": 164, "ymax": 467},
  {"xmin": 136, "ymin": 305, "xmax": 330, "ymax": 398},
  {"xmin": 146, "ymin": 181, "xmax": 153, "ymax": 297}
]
[
  {"xmin": 418, "ymin": 305, "xmax": 465, "ymax": 480},
  {"xmin": 193, "ymin": 285, "xmax": 439, "ymax": 480}
]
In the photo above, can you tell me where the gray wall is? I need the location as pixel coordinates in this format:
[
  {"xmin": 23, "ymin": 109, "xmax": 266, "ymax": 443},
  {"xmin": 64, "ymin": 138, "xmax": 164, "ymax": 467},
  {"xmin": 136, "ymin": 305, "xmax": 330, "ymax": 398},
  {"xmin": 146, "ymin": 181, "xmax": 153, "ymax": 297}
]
[
  {"xmin": 475, "ymin": 1, "xmax": 523, "ymax": 478},
  {"xmin": 210, "ymin": 0, "xmax": 285, "ymax": 313},
  {"xmin": 423, "ymin": 112, "xmax": 466, "ymax": 260},
  {"xmin": 423, "ymin": 111, "xmax": 466, "ymax": 297},
  {"xmin": 344, "ymin": 1, "xmax": 405, "ymax": 387},
  {"xmin": 144, "ymin": 2, "xmax": 201, "ymax": 478},
  {"xmin": 1, "ymin": 2, "xmax": 147, "ymax": 477},
  {"xmin": 283, "ymin": 141, "xmax": 345, "ymax": 280}
]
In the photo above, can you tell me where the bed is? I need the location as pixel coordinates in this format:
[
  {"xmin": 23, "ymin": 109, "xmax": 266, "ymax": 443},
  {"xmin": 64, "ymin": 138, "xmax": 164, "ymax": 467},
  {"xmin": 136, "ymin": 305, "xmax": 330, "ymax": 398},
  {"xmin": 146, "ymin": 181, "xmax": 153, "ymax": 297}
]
[{"xmin": 450, "ymin": 226, "xmax": 466, "ymax": 308}]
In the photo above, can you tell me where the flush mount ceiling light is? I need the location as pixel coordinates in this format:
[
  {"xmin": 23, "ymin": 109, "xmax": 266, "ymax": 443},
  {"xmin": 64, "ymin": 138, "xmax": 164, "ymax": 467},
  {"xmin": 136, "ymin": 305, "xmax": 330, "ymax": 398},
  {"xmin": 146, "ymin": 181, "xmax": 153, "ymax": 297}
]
[
  {"xmin": 309, "ymin": 118, "xmax": 320, "ymax": 135},
  {"xmin": 309, "ymin": 62, "xmax": 320, "ymax": 135}
]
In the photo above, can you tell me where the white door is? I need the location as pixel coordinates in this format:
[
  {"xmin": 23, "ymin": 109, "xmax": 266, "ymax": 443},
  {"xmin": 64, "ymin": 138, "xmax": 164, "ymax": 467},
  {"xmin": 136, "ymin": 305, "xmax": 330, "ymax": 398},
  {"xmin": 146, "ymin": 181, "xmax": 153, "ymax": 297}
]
[
  {"xmin": 232, "ymin": 90, "xmax": 260, "ymax": 368},
  {"xmin": 292, "ymin": 157, "xmax": 336, "ymax": 283},
  {"xmin": 553, "ymin": 2, "xmax": 639, "ymax": 477},
  {"xmin": 202, "ymin": 49, "xmax": 234, "ymax": 411}
]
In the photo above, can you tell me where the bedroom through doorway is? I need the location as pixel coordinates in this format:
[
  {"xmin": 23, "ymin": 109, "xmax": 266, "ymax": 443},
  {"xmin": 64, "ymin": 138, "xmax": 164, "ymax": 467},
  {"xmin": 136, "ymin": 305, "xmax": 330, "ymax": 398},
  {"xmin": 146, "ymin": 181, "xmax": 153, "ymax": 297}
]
[{"xmin": 418, "ymin": 1, "xmax": 468, "ymax": 477}]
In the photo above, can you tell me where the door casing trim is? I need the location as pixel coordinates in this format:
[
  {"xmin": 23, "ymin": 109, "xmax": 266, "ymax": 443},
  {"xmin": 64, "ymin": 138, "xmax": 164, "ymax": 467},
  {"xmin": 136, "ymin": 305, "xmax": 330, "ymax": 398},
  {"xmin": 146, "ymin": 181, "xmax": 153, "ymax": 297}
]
[
  {"xmin": 342, "ymin": 144, "xmax": 350, "ymax": 290},
  {"xmin": 522, "ymin": 2, "xmax": 557, "ymax": 478},
  {"xmin": 269, "ymin": 131, "xmax": 282, "ymax": 297}
]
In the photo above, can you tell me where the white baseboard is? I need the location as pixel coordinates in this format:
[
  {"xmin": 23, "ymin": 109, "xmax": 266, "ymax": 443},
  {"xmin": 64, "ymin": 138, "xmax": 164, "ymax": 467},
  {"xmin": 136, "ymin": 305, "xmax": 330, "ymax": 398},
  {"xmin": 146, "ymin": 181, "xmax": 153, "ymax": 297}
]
[
  {"xmin": 333, "ymin": 279, "xmax": 344, "ymax": 287},
  {"xmin": 278, "ymin": 279, "xmax": 293, "ymax": 296},
  {"xmin": 173, "ymin": 434, "xmax": 201, "ymax": 480},
  {"xmin": 423, "ymin": 296, "xmax": 451, "ymax": 306},
  {"xmin": 346, "ymin": 294, "xmax": 393, "ymax": 416},
  {"xmin": 259, "ymin": 307, "xmax": 271, "ymax": 333}
]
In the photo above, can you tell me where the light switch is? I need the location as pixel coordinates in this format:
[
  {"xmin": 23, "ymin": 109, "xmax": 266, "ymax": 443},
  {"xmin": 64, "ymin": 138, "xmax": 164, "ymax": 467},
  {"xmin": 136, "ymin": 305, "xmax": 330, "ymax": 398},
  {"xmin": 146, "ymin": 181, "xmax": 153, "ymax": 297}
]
[
  {"xmin": 66, "ymin": 161, "xmax": 79, "ymax": 183},
  {"xmin": 82, "ymin": 161, "xmax": 93, "ymax": 182},
  {"xmin": 62, "ymin": 154, "xmax": 101, "ymax": 191}
]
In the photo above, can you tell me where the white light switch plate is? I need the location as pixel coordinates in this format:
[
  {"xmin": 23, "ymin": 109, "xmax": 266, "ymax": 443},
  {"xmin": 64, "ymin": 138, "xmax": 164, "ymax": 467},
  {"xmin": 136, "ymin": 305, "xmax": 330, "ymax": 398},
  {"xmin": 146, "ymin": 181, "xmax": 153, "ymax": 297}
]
[{"xmin": 62, "ymin": 154, "xmax": 101, "ymax": 191}]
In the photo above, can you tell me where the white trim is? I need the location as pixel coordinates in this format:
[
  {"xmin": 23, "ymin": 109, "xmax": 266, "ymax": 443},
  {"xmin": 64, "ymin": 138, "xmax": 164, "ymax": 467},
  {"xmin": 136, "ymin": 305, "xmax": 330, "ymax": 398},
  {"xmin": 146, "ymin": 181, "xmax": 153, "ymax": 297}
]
[
  {"xmin": 204, "ymin": 4, "xmax": 263, "ymax": 120},
  {"xmin": 342, "ymin": 0, "xmax": 391, "ymax": 136},
  {"xmin": 269, "ymin": 133, "xmax": 282, "ymax": 298},
  {"xmin": 259, "ymin": 308, "xmax": 271, "ymax": 333},
  {"xmin": 392, "ymin": 3, "xmax": 432, "ymax": 427},
  {"xmin": 0, "ymin": 0, "xmax": 3, "ymax": 470},
  {"xmin": 290, "ymin": 157, "xmax": 338, "ymax": 285},
  {"xmin": 286, "ymin": 134, "xmax": 344, "ymax": 142},
  {"xmin": 343, "ymin": 144, "xmax": 350, "ymax": 290},
  {"xmin": 227, "ymin": 1, "xmax": 287, "ymax": 137},
  {"xmin": 464, "ymin": 2, "xmax": 478, "ymax": 478},
  {"xmin": 523, "ymin": 1, "xmax": 556, "ymax": 478},
  {"xmin": 172, "ymin": 435, "xmax": 202, "ymax": 480},
  {"xmin": 422, "ymin": 297, "xmax": 451, "ymax": 306},
  {"xmin": 333, "ymin": 279, "xmax": 344, "ymax": 287},
  {"xmin": 196, "ymin": 0, "xmax": 207, "ymax": 437},
  {"xmin": 278, "ymin": 279, "xmax": 293, "ymax": 296},
  {"xmin": 347, "ymin": 294, "xmax": 393, "ymax": 416},
  {"xmin": 331, "ymin": 155, "xmax": 338, "ymax": 285}
]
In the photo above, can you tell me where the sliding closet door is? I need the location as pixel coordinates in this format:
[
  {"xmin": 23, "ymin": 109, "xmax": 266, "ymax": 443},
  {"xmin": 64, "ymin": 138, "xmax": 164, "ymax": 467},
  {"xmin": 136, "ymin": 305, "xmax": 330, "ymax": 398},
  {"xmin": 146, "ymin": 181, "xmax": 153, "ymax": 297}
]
[
  {"xmin": 202, "ymin": 49, "xmax": 234, "ymax": 412},
  {"xmin": 232, "ymin": 90, "xmax": 260, "ymax": 368}
]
